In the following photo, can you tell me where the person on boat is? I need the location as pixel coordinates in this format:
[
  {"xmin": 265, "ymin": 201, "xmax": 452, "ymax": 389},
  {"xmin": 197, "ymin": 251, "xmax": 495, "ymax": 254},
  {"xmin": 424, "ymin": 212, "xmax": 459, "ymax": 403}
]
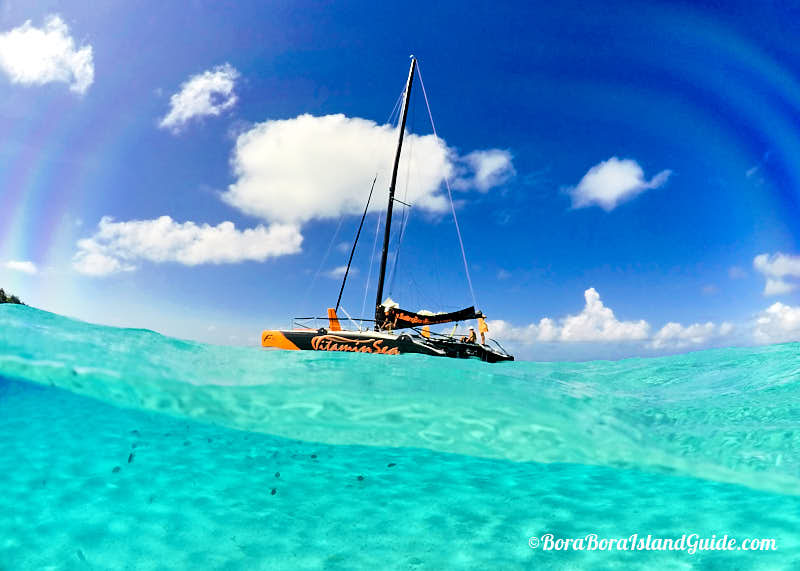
[
  {"xmin": 375, "ymin": 305, "xmax": 390, "ymax": 331},
  {"xmin": 478, "ymin": 316, "xmax": 488, "ymax": 345},
  {"xmin": 461, "ymin": 326, "xmax": 477, "ymax": 344},
  {"xmin": 379, "ymin": 309, "xmax": 398, "ymax": 331}
]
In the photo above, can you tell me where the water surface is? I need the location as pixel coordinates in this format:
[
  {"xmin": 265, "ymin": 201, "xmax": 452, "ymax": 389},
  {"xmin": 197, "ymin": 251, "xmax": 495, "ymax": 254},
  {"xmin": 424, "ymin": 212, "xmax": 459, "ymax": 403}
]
[{"xmin": 1, "ymin": 305, "xmax": 798, "ymax": 569}]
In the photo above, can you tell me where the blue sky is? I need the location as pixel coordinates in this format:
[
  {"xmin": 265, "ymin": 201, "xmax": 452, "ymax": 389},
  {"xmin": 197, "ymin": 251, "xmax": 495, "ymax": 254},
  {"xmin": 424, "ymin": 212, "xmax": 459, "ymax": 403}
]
[{"xmin": 2, "ymin": 0, "xmax": 800, "ymax": 360}]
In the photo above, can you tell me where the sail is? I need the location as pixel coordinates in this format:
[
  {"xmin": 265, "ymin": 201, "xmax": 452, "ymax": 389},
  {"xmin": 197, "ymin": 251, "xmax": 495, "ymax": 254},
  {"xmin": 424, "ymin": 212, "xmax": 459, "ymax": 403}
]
[{"xmin": 384, "ymin": 306, "xmax": 483, "ymax": 329}]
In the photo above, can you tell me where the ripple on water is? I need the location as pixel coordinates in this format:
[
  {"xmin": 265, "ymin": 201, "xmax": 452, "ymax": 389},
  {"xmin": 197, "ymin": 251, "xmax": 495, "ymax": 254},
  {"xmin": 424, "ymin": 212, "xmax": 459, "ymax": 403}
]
[{"xmin": 1, "ymin": 377, "xmax": 798, "ymax": 569}]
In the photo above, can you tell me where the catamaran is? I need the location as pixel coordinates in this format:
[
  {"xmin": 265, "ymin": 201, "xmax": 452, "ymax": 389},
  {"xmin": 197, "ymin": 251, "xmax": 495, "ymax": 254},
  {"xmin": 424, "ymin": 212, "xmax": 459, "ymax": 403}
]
[{"xmin": 261, "ymin": 57, "xmax": 513, "ymax": 363}]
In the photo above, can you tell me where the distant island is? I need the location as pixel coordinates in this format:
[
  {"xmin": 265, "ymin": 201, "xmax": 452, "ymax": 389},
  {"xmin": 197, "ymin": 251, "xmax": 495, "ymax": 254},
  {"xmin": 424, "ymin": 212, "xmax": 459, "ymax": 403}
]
[{"xmin": 0, "ymin": 288, "xmax": 25, "ymax": 305}]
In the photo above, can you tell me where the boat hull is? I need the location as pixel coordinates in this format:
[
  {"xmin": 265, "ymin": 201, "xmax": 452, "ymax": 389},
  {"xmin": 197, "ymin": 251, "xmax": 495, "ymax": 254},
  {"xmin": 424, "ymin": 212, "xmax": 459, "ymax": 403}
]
[{"xmin": 261, "ymin": 329, "xmax": 513, "ymax": 362}]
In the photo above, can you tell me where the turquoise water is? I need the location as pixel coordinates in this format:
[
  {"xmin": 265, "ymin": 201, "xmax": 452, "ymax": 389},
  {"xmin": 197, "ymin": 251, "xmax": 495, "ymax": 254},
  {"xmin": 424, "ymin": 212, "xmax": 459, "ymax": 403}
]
[{"xmin": 1, "ymin": 305, "xmax": 799, "ymax": 569}]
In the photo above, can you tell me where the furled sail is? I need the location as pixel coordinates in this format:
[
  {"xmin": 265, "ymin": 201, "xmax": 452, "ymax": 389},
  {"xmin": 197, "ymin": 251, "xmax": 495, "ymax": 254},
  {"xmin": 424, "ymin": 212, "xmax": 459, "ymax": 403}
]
[{"xmin": 381, "ymin": 305, "xmax": 484, "ymax": 329}]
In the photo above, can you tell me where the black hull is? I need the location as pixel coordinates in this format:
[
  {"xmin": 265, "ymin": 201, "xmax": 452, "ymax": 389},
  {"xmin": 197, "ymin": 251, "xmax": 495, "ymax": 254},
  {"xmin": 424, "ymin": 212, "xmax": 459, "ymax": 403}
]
[
  {"xmin": 261, "ymin": 329, "xmax": 513, "ymax": 363},
  {"xmin": 425, "ymin": 337, "xmax": 514, "ymax": 363}
]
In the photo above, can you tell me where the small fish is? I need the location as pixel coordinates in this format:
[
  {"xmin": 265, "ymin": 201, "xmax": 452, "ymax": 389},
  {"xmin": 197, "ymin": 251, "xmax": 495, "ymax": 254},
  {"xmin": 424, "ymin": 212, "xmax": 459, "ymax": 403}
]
[
  {"xmin": 128, "ymin": 453, "xmax": 135, "ymax": 464},
  {"xmin": 387, "ymin": 463, "xmax": 396, "ymax": 468},
  {"xmin": 275, "ymin": 472, "xmax": 280, "ymax": 478},
  {"xmin": 112, "ymin": 466, "xmax": 121, "ymax": 473},
  {"xmin": 270, "ymin": 488, "xmax": 277, "ymax": 495},
  {"xmin": 357, "ymin": 475, "xmax": 364, "ymax": 481},
  {"xmin": 76, "ymin": 549, "xmax": 86, "ymax": 562}
]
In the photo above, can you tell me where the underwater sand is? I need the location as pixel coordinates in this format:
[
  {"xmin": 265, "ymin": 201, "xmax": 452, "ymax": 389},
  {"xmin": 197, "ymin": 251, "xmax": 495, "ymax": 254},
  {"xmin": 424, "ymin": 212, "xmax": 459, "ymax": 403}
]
[{"xmin": 1, "ymin": 305, "xmax": 799, "ymax": 569}]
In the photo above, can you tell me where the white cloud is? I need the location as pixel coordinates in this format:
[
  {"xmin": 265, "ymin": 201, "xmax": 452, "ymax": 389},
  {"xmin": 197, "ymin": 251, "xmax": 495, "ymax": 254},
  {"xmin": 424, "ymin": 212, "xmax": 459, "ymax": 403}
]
[
  {"xmin": 325, "ymin": 265, "xmax": 358, "ymax": 279},
  {"xmin": 0, "ymin": 15, "xmax": 94, "ymax": 94},
  {"xmin": 560, "ymin": 288, "xmax": 650, "ymax": 341},
  {"xmin": 497, "ymin": 269, "xmax": 511, "ymax": 280},
  {"xmin": 73, "ymin": 216, "xmax": 302, "ymax": 276},
  {"xmin": 221, "ymin": 113, "xmax": 512, "ymax": 224},
  {"xmin": 72, "ymin": 244, "xmax": 135, "ymax": 276},
  {"xmin": 4, "ymin": 260, "xmax": 38, "ymax": 274},
  {"xmin": 488, "ymin": 288, "xmax": 649, "ymax": 344},
  {"xmin": 764, "ymin": 278, "xmax": 795, "ymax": 296},
  {"xmin": 649, "ymin": 321, "xmax": 732, "ymax": 349},
  {"xmin": 567, "ymin": 157, "xmax": 671, "ymax": 211},
  {"xmin": 754, "ymin": 302, "xmax": 800, "ymax": 344},
  {"xmin": 536, "ymin": 318, "xmax": 559, "ymax": 342},
  {"xmin": 455, "ymin": 149, "xmax": 515, "ymax": 192},
  {"xmin": 728, "ymin": 266, "xmax": 747, "ymax": 279},
  {"xmin": 486, "ymin": 289, "xmax": 741, "ymax": 352},
  {"xmin": 753, "ymin": 253, "xmax": 800, "ymax": 296},
  {"xmin": 488, "ymin": 319, "xmax": 542, "ymax": 343},
  {"xmin": 159, "ymin": 63, "xmax": 239, "ymax": 132}
]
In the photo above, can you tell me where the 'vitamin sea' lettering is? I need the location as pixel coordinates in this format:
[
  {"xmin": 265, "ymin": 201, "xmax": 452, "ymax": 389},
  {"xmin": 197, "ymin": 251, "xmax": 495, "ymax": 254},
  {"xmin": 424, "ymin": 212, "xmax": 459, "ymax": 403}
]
[{"xmin": 310, "ymin": 335, "xmax": 400, "ymax": 355}]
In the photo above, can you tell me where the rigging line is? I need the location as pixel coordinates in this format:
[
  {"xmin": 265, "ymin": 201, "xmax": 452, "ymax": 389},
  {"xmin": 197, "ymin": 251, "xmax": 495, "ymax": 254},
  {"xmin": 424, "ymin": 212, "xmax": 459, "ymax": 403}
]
[
  {"xmin": 300, "ymin": 87, "xmax": 403, "ymax": 317},
  {"xmin": 361, "ymin": 210, "xmax": 383, "ymax": 319},
  {"xmin": 386, "ymin": 88, "xmax": 405, "ymax": 126},
  {"xmin": 336, "ymin": 176, "xmax": 377, "ymax": 312},
  {"xmin": 303, "ymin": 213, "xmax": 346, "ymax": 310},
  {"xmin": 416, "ymin": 62, "xmax": 479, "ymax": 311},
  {"xmin": 371, "ymin": 87, "xmax": 405, "ymax": 301},
  {"xmin": 388, "ymin": 98, "xmax": 416, "ymax": 295},
  {"xmin": 387, "ymin": 202, "xmax": 408, "ymax": 295},
  {"xmin": 337, "ymin": 306, "xmax": 361, "ymax": 331},
  {"xmin": 349, "ymin": 86, "xmax": 401, "ymax": 317}
]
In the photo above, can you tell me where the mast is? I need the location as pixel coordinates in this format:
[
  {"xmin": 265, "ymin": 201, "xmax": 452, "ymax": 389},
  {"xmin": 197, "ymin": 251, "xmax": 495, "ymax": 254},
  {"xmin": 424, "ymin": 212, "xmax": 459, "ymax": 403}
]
[{"xmin": 375, "ymin": 56, "xmax": 416, "ymax": 328}]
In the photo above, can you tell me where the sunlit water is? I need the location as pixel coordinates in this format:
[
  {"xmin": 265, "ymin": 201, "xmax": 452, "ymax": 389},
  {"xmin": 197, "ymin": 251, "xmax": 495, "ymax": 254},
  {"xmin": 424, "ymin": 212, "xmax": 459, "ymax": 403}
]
[{"xmin": 1, "ymin": 304, "xmax": 798, "ymax": 569}]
